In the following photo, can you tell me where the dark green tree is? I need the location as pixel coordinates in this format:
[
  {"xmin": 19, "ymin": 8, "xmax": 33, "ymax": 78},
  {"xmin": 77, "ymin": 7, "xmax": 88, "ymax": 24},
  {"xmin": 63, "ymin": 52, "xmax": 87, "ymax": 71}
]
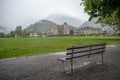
[
  {"xmin": 5, "ymin": 34, "xmax": 11, "ymax": 38},
  {"xmin": 15, "ymin": 26, "xmax": 22, "ymax": 37},
  {"xmin": 0, "ymin": 32, "xmax": 5, "ymax": 38},
  {"xmin": 10, "ymin": 31, "xmax": 15, "ymax": 37},
  {"xmin": 70, "ymin": 29, "xmax": 74, "ymax": 35},
  {"xmin": 81, "ymin": 0, "xmax": 120, "ymax": 31},
  {"xmin": 22, "ymin": 30, "xmax": 28, "ymax": 37}
]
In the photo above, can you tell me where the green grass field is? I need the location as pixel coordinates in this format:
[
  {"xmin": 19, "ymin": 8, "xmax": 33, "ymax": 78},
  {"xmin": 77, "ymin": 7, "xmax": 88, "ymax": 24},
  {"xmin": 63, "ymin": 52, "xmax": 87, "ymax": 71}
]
[{"xmin": 0, "ymin": 36, "xmax": 120, "ymax": 59}]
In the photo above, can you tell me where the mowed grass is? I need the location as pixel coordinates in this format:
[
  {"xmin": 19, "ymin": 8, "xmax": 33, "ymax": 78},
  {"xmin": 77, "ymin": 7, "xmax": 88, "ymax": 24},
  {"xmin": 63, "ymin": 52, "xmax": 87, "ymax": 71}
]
[{"xmin": 0, "ymin": 36, "xmax": 120, "ymax": 59}]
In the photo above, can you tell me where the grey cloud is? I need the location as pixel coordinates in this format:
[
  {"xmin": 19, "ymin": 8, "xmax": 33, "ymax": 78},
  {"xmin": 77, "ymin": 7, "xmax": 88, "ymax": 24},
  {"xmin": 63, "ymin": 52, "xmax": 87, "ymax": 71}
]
[{"xmin": 0, "ymin": 0, "xmax": 89, "ymax": 29}]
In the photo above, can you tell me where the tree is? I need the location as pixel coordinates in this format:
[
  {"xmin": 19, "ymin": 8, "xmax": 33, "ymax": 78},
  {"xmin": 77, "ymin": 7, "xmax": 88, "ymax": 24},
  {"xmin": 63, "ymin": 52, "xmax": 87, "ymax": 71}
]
[
  {"xmin": 70, "ymin": 29, "xmax": 74, "ymax": 35},
  {"xmin": 10, "ymin": 31, "xmax": 15, "ymax": 37},
  {"xmin": 5, "ymin": 34, "xmax": 11, "ymax": 38},
  {"xmin": 22, "ymin": 30, "xmax": 28, "ymax": 37},
  {"xmin": 15, "ymin": 26, "xmax": 22, "ymax": 37},
  {"xmin": 0, "ymin": 32, "xmax": 5, "ymax": 38},
  {"xmin": 81, "ymin": 0, "xmax": 120, "ymax": 31}
]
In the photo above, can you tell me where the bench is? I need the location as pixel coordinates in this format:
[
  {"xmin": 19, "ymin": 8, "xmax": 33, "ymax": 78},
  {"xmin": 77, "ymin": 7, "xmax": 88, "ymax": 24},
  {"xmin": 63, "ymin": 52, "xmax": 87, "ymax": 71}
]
[{"xmin": 58, "ymin": 42, "xmax": 106, "ymax": 74}]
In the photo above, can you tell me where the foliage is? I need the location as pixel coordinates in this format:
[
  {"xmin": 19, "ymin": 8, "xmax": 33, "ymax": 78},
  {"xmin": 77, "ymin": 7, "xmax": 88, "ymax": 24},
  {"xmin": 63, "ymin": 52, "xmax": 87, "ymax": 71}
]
[
  {"xmin": 0, "ymin": 32, "xmax": 5, "ymax": 38},
  {"xmin": 10, "ymin": 31, "xmax": 15, "ymax": 37},
  {"xmin": 70, "ymin": 29, "xmax": 74, "ymax": 35},
  {"xmin": 15, "ymin": 26, "xmax": 22, "ymax": 37},
  {"xmin": 8, "ymin": 26, "xmax": 28, "ymax": 38},
  {"xmin": 0, "ymin": 36, "xmax": 120, "ymax": 59},
  {"xmin": 5, "ymin": 34, "xmax": 11, "ymax": 38},
  {"xmin": 22, "ymin": 30, "xmax": 28, "ymax": 37},
  {"xmin": 81, "ymin": 0, "xmax": 120, "ymax": 31},
  {"xmin": 114, "ymin": 31, "xmax": 120, "ymax": 36}
]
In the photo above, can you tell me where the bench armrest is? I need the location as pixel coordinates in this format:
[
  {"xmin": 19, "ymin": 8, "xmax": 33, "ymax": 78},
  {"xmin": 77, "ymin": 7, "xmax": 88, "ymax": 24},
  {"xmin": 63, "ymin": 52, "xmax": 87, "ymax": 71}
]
[{"xmin": 57, "ymin": 57, "xmax": 66, "ymax": 62}]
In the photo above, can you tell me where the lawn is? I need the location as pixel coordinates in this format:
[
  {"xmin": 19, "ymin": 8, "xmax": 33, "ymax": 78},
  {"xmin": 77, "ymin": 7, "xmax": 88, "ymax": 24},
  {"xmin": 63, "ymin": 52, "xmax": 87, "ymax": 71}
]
[{"xmin": 0, "ymin": 36, "xmax": 120, "ymax": 59}]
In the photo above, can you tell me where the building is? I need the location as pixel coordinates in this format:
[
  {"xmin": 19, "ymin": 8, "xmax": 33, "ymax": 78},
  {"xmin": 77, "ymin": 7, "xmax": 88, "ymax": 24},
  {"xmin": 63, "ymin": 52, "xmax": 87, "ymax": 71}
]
[
  {"xmin": 103, "ymin": 27, "xmax": 114, "ymax": 35},
  {"xmin": 78, "ymin": 26, "xmax": 103, "ymax": 35},
  {"xmin": 47, "ymin": 22, "xmax": 71, "ymax": 36},
  {"xmin": 29, "ymin": 33, "xmax": 39, "ymax": 37},
  {"xmin": 47, "ymin": 24, "xmax": 58, "ymax": 36},
  {"xmin": 63, "ymin": 22, "xmax": 70, "ymax": 35}
]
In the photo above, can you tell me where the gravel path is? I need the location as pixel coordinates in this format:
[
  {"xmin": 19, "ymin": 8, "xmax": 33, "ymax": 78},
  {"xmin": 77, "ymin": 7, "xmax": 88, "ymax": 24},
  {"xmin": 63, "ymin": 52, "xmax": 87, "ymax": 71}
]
[{"xmin": 0, "ymin": 44, "xmax": 120, "ymax": 80}]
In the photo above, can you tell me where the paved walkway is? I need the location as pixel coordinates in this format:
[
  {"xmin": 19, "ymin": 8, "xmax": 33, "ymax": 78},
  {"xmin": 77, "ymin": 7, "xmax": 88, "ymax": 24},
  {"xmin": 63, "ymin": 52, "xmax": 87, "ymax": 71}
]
[{"xmin": 0, "ymin": 44, "xmax": 120, "ymax": 80}]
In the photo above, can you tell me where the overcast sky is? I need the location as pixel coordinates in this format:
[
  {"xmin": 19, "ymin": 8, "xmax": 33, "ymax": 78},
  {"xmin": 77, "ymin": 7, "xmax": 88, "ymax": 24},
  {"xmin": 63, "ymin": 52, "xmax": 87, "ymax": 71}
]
[{"xmin": 0, "ymin": 0, "xmax": 89, "ymax": 29}]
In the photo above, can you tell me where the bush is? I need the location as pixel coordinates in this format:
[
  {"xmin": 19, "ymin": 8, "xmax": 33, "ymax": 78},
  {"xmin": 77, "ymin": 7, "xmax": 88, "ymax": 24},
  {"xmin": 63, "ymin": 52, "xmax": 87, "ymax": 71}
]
[{"xmin": 116, "ymin": 32, "xmax": 120, "ymax": 36}]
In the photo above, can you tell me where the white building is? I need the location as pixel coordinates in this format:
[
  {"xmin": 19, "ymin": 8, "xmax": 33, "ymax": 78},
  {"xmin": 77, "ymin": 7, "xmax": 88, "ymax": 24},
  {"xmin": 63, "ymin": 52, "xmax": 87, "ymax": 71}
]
[{"xmin": 29, "ymin": 33, "xmax": 39, "ymax": 37}]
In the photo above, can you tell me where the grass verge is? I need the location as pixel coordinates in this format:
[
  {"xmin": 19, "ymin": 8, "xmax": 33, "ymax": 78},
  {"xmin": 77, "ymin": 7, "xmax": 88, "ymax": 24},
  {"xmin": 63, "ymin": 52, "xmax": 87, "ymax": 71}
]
[{"xmin": 0, "ymin": 36, "xmax": 120, "ymax": 59}]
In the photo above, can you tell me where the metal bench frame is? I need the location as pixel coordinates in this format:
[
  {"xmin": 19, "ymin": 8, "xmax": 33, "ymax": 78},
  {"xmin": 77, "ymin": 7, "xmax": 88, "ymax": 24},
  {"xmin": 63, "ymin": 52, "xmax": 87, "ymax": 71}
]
[{"xmin": 58, "ymin": 42, "xmax": 106, "ymax": 74}]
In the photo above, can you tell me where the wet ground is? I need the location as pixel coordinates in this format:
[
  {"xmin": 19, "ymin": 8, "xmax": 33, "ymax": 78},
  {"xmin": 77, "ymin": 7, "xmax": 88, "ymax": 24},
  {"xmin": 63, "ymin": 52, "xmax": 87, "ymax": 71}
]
[{"xmin": 0, "ymin": 44, "xmax": 120, "ymax": 80}]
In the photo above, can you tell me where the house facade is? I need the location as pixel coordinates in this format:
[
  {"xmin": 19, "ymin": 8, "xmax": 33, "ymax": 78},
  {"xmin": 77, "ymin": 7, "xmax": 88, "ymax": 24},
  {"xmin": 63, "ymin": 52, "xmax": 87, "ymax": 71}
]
[
  {"xmin": 47, "ymin": 22, "xmax": 70, "ymax": 36},
  {"xmin": 47, "ymin": 25, "xmax": 58, "ymax": 35},
  {"xmin": 63, "ymin": 22, "xmax": 70, "ymax": 35},
  {"xmin": 77, "ymin": 26, "xmax": 103, "ymax": 35},
  {"xmin": 29, "ymin": 33, "xmax": 39, "ymax": 37}
]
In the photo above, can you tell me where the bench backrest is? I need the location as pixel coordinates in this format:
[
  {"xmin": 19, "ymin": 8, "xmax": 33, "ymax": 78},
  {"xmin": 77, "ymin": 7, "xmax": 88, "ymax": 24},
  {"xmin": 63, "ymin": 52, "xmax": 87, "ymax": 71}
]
[{"xmin": 66, "ymin": 42, "xmax": 106, "ymax": 60}]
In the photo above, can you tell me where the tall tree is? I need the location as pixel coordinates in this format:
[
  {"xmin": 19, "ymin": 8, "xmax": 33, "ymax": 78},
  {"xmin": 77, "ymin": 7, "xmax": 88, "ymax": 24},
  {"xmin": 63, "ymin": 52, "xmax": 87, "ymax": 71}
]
[
  {"xmin": 81, "ymin": 0, "xmax": 120, "ymax": 31},
  {"xmin": 10, "ymin": 31, "xmax": 15, "ymax": 37},
  {"xmin": 15, "ymin": 26, "xmax": 22, "ymax": 37}
]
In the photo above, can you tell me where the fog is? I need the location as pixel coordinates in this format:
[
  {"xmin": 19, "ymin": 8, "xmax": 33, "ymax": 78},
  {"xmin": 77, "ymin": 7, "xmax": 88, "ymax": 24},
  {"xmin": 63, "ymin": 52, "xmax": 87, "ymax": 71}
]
[{"xmin": 0, "ymin": 0, "xmax": 89, "ymax": 29}]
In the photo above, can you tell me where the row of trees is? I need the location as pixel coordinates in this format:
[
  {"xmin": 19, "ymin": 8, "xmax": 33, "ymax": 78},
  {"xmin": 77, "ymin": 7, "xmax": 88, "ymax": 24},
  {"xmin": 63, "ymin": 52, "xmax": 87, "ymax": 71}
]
[
  {"xmin": 0, "ymin": 26, "xmax": 50, "ymax": 38},
  {"xmin": 0, "ymin": 26, "xmax": 29, "ymax": 38}
]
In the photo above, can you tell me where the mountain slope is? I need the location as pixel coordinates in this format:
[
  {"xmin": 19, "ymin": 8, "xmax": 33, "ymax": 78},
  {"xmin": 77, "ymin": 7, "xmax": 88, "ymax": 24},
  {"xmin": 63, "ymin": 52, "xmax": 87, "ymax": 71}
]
[
  {"xmin": 68, "ymin": 25, "xmax": 78, "ymax": 31},
  {"xmin": 24, "ymin": 20, "xmax": 57, "ymax": 33},
  {"xmin": 79, "ymin": 18, "xmax": 102, "ymax": 28},
  {"xmin": 45, "ymin": 13, "xmax": 83, "ymax": 27},
  {"xmin": 24, "ymin": 20, "xmax": 78, "ymax": 33}
]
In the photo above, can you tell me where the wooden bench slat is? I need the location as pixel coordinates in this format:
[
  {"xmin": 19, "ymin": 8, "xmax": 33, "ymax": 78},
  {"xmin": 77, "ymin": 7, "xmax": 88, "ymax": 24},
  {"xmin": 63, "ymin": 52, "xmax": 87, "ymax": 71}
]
[
  {"xmin": 67, "ymin": 43, "xmax": 106, "ymax": 50},
  {"xmin": 91, "ymin": 43, "xmax": 106, "ymax": 47},
  {"xmin": 67, "ymin": 47, "xmax": 106, "ymax": 55},
  {"xmin": 66, "ymin": 50, "xmax": 105, "ymax": 60},
  {"xmin": 67, "ymin": 45, "xmax": 90, "ymax": 50}
]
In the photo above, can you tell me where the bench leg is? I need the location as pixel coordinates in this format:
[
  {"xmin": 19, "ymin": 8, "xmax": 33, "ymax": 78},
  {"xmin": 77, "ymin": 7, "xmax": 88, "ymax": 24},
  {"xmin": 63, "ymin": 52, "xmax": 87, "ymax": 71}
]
[
  {"xmin": 61, "ymin": 61, "xmax": 66, "ymax": 73},
  {"xmin": 102, "ymin": 53, "xmax": 104, "ymax": 65},
  {"xmin": 61, "ymin": 61, "xmax": 74, "ymax": 75},
  {"xmin": 71, "ymin": 59, "xmax": 73, "ymax": 74}
]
